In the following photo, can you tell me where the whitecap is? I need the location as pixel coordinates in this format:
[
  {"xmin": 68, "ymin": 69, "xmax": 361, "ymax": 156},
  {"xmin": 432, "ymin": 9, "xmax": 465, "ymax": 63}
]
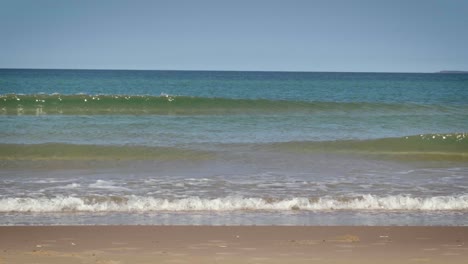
[{"xmin": 0, "ymin": 194, "xmax": 467, "ymax": 213}]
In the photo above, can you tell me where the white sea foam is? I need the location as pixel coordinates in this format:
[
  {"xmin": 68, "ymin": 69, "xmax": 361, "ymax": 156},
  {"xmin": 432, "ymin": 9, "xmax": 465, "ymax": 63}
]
[
  {"xmin": 43, "ymin": 183, "xmax": 81, "ymax": 191},
  {"xmin": 88, "ymin": 180, "xmax": 129, "ymax": 191},
  {"xmin": 58, "ymin": 183, "xmax": 81, "ymax": 189},
  {"xmin": 0, "ymin": 195, "xmax": 467, "ymax": 213}
]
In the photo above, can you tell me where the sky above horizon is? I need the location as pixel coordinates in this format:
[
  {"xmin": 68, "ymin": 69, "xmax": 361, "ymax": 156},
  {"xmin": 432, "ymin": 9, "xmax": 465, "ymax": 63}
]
[{"xmin": 1, "ymin": 0, "xmax": 467, "ymax": 72}]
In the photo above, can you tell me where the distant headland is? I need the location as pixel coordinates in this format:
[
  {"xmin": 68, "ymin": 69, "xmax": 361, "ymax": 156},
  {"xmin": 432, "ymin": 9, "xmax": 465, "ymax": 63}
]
[{"xmin": 437, "ymin": 70, "xmax": 468, "ymax": 74}]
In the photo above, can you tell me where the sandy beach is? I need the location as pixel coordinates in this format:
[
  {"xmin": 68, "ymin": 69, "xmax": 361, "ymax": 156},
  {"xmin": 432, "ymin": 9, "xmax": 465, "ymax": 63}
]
[{"xmin": 0, "ymin": 226, "xmax": 467, "ymax": 263}]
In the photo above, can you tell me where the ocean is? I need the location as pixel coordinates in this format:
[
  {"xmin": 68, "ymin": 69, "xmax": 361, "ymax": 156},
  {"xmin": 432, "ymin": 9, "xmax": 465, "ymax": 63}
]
[{"xmin": 1, "ymin": 69, "xmax": 467, "ymax": 225}]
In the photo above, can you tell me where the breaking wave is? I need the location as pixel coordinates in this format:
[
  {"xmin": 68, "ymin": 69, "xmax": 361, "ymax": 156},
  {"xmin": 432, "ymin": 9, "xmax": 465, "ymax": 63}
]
[{"xmin": 1, "ymin": 195, "xmax": 467, "ymax": 213}]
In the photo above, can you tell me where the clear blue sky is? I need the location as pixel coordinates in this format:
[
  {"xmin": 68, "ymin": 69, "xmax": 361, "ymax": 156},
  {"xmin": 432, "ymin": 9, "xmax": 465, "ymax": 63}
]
[{"xmin": 1, "ymin": 0, "xmax": 467, "ymax": 72}]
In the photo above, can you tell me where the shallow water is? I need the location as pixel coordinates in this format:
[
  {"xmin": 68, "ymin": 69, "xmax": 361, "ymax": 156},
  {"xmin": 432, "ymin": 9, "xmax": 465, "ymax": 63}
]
[{"xmin": 1, "ymin": 69, "xmax": 467, "ymax": 225}]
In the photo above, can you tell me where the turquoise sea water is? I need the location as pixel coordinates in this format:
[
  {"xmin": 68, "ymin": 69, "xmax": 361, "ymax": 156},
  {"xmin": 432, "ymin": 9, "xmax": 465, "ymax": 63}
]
[{"xmin": 0, "ymin": 69, "xmax": 467, "ymax": 225}]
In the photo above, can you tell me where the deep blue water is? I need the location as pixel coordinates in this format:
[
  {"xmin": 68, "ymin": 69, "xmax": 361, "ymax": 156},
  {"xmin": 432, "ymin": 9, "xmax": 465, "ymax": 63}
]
[{"xmin": 1, "ymin": 69, "xmax": 468, "ymax": 104}]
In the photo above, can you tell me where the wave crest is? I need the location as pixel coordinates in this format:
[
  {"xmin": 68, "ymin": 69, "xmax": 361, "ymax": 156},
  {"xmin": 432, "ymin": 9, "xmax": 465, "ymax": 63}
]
[
  {"xmin": 1, "ymin": 93, "xmax": 460, "ymax": 115},
  {"xmin": 270, "ymin": 133, "xmax": 468, "ymax": 161},
  {"xmin": 1, "ymin": 195, "xmax": 467, "ymax": 213}
]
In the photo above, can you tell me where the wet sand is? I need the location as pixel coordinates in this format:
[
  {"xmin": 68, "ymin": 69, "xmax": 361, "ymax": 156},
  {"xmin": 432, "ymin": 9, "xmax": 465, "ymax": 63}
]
[{"xmin": 0, "ymin": 226, "xmax": 467, "ymax": 263}]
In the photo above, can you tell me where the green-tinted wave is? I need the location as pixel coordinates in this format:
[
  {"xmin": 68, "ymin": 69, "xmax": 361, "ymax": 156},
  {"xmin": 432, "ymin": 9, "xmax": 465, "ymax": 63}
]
[
  {"xmin": 270, "ymin": 133, "xmax": 468, "ymax": 161},
  {"xmin": 0, "ymin": 143, "xmax": 215, "ymax": 161},
  {"xmin": 0, "ymin": 93, "xmax": 455, "ymax": 115},
  {"xmin": 1, "ymin": 134, "xmax": 467, "ymax": 162}
]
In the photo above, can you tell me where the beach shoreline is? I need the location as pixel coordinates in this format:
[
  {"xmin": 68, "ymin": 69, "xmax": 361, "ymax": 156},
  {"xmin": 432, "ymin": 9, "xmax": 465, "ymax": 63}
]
[{"xmin": 1, "ymin": 225, "xmax": 467, "ymax": 263}]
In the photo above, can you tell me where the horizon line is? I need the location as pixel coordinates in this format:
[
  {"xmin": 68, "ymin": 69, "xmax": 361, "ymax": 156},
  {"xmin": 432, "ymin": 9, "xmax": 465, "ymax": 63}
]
[{"xmin": 0, "ymin": 67, "xmax": 446, "ymax": 74}]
